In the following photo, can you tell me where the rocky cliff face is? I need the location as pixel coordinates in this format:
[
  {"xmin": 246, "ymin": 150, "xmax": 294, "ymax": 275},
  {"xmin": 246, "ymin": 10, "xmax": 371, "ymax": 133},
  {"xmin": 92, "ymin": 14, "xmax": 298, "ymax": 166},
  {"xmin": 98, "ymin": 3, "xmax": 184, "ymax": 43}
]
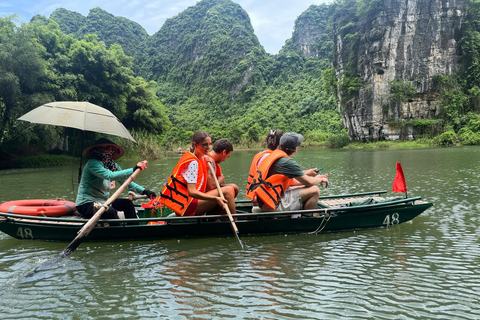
[
  {"xmin": 334, "ymin": 0, "xmax": 466, "ymax": 141},
  {"xmin": 291, "ymin": 5, "xmax": 331, "ymax": 59}
]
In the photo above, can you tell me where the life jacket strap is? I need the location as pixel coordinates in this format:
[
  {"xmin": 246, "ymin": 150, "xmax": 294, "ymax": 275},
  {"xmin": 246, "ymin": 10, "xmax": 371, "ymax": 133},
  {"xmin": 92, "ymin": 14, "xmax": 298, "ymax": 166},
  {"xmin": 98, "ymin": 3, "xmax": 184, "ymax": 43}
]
[
  {"xmin": 160, "ymin": 174, "xmax": 190, "ymax": 210},
  {"xmin": 253, "ymin": 170, "xmax": 285, "ymax": 207}
]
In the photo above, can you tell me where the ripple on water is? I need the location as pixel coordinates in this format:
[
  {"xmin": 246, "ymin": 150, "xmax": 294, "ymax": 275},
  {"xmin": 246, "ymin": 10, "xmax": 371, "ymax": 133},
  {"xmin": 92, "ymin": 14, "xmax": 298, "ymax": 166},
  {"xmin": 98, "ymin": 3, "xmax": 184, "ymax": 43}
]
[{"xmin": 1, "ymin": 148, "xmax": 480, "ymax": 319}]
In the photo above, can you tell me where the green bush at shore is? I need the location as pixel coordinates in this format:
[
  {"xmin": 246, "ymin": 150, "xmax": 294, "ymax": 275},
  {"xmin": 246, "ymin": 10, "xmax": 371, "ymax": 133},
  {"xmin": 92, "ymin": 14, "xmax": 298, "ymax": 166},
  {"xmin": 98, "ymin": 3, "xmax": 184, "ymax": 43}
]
[
  {"xmin": 0, "ymin": 154, "xmax": 77, "ymax": 170},
  {"xmin": 6, "ymin": 126, "xmax": 480, "ymax": 170},
  {"xmin": 0, "ymin": 137, "xmax": 437, "ymax": 170}
]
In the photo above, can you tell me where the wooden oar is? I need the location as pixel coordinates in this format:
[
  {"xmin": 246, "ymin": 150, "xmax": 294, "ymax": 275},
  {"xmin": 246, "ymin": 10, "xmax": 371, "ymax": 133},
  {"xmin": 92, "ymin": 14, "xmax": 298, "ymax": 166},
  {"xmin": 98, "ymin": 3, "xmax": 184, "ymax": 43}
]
[
  {"xmin": 207, "ymin": 162, "xmax": 244, "ymax": 249},
  {"xmin": 58, "ymin": 167, "xmax": 143, "ymax": 259}
]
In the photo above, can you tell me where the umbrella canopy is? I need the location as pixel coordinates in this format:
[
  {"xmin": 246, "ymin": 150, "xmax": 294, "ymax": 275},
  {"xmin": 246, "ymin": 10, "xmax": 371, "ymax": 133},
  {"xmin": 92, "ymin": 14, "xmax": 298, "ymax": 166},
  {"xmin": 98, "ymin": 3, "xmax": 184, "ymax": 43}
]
[{"xmin": 17, "ymin": 101, "xmax": 136, "ymax": 143}]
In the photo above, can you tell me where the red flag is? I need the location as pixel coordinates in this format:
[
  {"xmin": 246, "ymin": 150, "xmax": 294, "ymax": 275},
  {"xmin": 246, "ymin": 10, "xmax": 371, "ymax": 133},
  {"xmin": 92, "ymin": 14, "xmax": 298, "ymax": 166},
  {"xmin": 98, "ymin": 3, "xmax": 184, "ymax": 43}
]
[{"xmin": 392, "ymin": 162, "xmax": 407, "ymax": 193}]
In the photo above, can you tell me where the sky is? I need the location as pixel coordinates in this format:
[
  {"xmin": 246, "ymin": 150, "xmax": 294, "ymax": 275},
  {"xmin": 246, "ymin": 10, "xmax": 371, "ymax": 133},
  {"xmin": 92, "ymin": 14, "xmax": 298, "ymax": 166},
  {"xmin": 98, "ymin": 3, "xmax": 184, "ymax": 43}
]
[{"xmin": 1, "ymin": 0, "xmax": 331, "ymax": 54}]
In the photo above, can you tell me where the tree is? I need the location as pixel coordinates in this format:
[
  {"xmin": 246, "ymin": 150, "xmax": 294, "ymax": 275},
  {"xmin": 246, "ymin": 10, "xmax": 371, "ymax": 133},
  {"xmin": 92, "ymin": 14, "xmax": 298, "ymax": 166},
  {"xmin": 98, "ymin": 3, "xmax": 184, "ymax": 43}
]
[
  {"xmin": 0, "ymin": 16, "xmax": 51, "ymax": 145},
  {"xmin": 125, "ymin": 77, "xmax": 172, "ymax": 134},
  {"xmin": 1, "ymin": 16, "xmax": 172, "ymax": 154}
]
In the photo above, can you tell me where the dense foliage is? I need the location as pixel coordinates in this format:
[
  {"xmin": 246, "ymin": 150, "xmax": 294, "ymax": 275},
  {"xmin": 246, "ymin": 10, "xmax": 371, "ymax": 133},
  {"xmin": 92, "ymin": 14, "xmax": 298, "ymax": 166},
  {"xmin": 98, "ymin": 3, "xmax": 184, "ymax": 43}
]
[
  {"xmin": 50, "ymin": 7, "xmax": 149, "ymax": 75},
  {"xmin": 144, "ymin": 0, "xmax": 344, "ymax": 146},
  {"xmin": 5, "ymin": 0, "xmax": 480, "ymax": 164},
  {"xmin": 44, "ymin": 0, "xmax": 345, "ymax": 151},
  {"xmin": 0, "ymin": 16, "xmax": 170, "ymax": 157}
]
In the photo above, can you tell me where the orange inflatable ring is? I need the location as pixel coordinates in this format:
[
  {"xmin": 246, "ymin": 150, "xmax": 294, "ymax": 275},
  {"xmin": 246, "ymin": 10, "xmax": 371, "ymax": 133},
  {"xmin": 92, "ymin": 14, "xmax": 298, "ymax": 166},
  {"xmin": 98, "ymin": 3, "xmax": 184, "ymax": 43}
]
[{"xmin": 0, "ymin": 199, "xmax": 76, "ymax": 217}]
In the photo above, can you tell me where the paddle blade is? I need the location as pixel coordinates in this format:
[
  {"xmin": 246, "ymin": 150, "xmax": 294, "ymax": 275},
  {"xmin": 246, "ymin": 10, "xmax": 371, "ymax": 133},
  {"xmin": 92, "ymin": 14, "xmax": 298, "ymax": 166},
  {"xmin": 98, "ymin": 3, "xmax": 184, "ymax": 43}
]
[{"xmin": 392, "ymin": 162, "xmax": 407, "ymax": 193}]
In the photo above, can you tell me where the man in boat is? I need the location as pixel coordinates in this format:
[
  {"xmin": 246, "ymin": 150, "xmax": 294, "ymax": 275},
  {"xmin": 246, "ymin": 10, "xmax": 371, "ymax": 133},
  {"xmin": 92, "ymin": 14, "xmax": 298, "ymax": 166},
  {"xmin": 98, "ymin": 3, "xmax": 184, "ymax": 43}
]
[
  {"xmin": 250, "ymin": 132, "xmax": 329, "ymax": 213},
  {"xmin": 206, "ymin": 138, "xmax": 239, "ymax": 197},
  {"xmin": 246, "ymin": 129, "xmax": 283, "ymax": 200},
  {"xmin": 75, "ymin": 138, "xmax": 157, "ymax": 221},
  {"xmin": 160, "ymin": 131, "xmax": 236, "ymax": 216}
]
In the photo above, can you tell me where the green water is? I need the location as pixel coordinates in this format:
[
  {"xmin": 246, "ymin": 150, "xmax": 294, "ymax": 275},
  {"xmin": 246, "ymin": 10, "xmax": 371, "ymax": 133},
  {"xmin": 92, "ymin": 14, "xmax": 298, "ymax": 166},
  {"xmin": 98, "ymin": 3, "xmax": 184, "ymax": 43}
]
[{"xmin": 0, "ymin": 147, "xmax": 479, "ymax": 319}]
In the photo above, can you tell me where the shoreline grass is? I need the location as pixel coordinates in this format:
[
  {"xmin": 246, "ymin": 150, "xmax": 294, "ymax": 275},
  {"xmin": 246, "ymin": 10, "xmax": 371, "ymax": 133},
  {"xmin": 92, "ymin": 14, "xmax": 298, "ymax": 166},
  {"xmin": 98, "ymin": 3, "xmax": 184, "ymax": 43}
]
[
  {"xmin": 0, "ymin": 138, "xmax": 443, "ymax": 170},
  {"xmin": 0, "ymin": 154, "xmax": 78, "ymax": 170}
]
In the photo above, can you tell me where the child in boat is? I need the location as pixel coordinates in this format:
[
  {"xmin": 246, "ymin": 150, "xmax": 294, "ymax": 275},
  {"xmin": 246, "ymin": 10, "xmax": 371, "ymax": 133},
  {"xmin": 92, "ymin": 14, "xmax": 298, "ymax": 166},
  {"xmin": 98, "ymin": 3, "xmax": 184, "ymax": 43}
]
[
  {"xmin": 206, "ymin": 138, "xmax": 239, "ymax": 197},
  {"xmin": 75, "ymin": 138, "xmax": 156, "ymax": 220},
  {"xmin": 246, "ymin": 129, "xmax": 283, "ymax": 200},
  {"xmin": 250, "ymin": 132, "xmax": 329, "ymax": 212},
  {"xmin": 160, "ymin": 130, "xmax": 236, "ymax": 216}
]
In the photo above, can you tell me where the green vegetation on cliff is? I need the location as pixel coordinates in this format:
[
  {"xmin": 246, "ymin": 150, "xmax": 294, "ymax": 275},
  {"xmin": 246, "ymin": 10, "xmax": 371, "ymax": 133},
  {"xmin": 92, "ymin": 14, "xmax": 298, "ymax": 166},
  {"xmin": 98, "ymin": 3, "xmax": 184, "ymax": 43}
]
[{"xmin": 5, "ymin": 0, "xmax": 480, "ymax": 167}]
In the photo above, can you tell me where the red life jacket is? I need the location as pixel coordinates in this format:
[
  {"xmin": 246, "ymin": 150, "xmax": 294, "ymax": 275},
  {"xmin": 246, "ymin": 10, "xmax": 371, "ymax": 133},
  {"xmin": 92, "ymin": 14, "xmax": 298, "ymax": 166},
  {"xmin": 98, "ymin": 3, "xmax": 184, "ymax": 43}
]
[
  {"xmin": 245, "ymin": 150, "xmax": 272, "ymax": 199},
  {"xmin": 160, "ymin": 152, "xmax": 207, "ymax": 216},
  {"xmin": 250, "ymin": 149, "xmax": 293, "ymax": 209}
]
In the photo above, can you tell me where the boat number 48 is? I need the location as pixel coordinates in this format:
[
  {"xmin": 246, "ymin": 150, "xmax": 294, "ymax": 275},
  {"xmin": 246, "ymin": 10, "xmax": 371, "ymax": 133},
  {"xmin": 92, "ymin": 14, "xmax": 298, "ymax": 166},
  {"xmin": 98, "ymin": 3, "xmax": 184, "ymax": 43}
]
[
  {"xmin": 17, "ymin": 227, "xmax": 34, "ymax": 239},
  {"xmin": 383, "ymin": 212, "xmax": 400, "ymax": 227}
]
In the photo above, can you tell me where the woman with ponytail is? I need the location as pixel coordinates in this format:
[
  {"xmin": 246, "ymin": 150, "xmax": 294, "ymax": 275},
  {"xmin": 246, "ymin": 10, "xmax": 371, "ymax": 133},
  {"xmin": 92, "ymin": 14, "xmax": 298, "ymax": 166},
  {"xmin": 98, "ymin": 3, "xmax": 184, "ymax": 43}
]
[
  {"xmin": 245, "ymin": 129, "xmax": 283, "ymax": 200},
  {"xmin": 160, "ymin": 131, "xmax": 236, "ymax": 216}
]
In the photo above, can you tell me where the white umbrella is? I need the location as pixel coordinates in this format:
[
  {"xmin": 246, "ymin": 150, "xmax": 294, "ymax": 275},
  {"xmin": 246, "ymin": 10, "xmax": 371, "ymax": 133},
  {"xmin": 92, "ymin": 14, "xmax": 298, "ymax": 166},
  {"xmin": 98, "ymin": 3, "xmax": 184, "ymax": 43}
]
[{"xmin": 17, "ymin": 101, "xmax": 136, "ymax": 143}]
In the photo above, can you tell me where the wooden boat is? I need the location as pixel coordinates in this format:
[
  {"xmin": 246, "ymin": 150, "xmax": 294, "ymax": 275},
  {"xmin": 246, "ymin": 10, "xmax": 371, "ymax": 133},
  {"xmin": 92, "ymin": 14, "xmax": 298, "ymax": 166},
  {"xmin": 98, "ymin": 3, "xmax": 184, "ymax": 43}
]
[{"xmin": 0, "ymin": 191, "xmax": 432, "ymax": 242}]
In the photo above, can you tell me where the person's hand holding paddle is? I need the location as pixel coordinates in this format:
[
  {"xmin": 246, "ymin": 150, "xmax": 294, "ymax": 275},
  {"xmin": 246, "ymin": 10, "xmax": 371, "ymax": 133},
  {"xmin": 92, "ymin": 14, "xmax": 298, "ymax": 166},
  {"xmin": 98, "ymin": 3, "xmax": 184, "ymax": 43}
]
[
  {"xmin": 59, "ymin": 165, "xmax": 145, "ymax": 259},
  {"xmin": 207, "ymin": 162, "xmax": 243, "ymax": 249},
  {"xmin": 135, "ymin": 160, "xmax": 148, "ymax": 171},
  {"xmin": 206, "ymin": 163, "xmax": 228, "ymax": 208}
]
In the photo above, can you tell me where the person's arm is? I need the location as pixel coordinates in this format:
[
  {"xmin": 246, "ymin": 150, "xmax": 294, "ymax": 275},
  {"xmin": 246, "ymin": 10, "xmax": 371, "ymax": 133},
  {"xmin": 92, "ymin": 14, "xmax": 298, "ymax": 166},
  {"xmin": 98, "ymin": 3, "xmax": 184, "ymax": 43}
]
[
  {"xmin": 88, "ymin": 160, "xmax": 134, "ymax": 181},
  {"xmin": 115, "ymin": 161, "xmax": 149, "ymax": 194},
  {"xmin": 186, "ymin": 183, "xmax": 226, "ymax": 207},
  {"xmin": 206, "ymin": 173, "xmax": 225, "ymax": 190},
  {"xmin": 205, "ymin": 157, "xmax": 217, "ymax": 191},
  {"xmin": 295, "ymin": 174, "xmax": 329, "ymax": 188},
  {"xmin": 303, "ymin": 168, "xmax": 318, "ymax": 177},
  {"xmin": 216, "ymin": 173, "xmax": 226, "ymax": 185},
  {"xmin": 276, "ymin": 158, "xmax": 328, "ymax": 187},
  {"xmin": 183, "ymin": 159, "xmax": 226, "ymax": 207}
]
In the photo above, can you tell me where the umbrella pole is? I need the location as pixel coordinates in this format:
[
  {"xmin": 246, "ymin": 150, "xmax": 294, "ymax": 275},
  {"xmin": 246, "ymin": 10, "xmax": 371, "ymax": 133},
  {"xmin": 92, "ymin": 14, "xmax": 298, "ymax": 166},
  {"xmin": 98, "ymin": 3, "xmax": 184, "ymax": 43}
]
[{"xmin": 78, "ymin": 131, "xmax": 85, "ymax": 183}]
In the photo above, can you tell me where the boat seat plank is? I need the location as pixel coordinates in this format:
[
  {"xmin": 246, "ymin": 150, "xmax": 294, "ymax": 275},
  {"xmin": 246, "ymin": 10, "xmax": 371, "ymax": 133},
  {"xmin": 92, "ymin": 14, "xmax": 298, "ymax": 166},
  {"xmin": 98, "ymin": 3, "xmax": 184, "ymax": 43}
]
[{"xmin": 319, "ymin": 196, "xmax": 401, "ymax": 208}]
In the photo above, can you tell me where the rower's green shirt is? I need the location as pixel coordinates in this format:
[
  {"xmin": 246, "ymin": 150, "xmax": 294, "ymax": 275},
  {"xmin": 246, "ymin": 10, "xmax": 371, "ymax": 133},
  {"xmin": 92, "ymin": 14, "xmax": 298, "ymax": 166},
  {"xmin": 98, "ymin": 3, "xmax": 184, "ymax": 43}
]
[
  {"xmin": 268, "ymin": 157, "xmax": 305, "ymax": 179},
  {"xmin": 75, "ymin": 159, "xmax": 145, "ymax": 206}
]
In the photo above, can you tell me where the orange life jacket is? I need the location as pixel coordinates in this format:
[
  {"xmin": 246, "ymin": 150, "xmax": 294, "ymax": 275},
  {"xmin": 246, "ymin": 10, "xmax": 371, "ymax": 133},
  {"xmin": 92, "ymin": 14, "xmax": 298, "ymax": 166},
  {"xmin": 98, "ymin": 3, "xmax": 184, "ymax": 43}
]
[
  {"xmin": 160, "ymin": 152, "xmax": 207, "ymax": 216},
  {"xmin": 245, "ymin": 150, "xmax": 272, "ymax": 199},
  {"xmin": 250, "ymin": 149, "xmax": 293, "ymax": 209},
  {"xmin": 208, "ymin": 152, "xmax": 222, "ymax": 178}
]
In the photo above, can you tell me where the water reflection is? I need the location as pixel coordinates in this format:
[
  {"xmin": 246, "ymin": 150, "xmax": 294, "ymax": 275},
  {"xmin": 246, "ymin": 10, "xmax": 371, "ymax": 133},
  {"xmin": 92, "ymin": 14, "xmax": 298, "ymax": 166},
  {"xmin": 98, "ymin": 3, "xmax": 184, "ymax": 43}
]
[{"xmin": 1, "ymin": 147, "xmax": 480, "ymax": 319}]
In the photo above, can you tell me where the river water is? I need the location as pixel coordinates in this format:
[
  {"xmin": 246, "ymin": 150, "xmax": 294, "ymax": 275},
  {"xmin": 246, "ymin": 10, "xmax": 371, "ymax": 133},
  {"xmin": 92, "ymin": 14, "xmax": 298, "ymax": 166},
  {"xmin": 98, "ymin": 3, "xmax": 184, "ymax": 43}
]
[{"xmin": 0, "ymin": 147, "xmax": 478, "ymax": 319}]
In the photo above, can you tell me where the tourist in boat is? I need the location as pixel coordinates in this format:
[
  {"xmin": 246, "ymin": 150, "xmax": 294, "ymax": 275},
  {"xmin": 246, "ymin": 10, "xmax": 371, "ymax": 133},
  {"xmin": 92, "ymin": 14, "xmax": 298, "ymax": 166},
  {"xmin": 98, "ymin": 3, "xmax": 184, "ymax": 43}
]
[
  {"xmin": 250, "ymin": 132, "xmax": 329, "ymax": 212},
  {"xmin": 75, "ymin": 138, "xmax": 156, "ymax": 220},
  {"xmin": 206, "ymin": 138, "xmax": 239, "ymax": 197},
  {"xmin": 246, "ymin": 129, "xmax": 283, "ymax": 199},
  {"xmin": 160, "ymin": 130, "xmax": 236, "ymax": 216}
]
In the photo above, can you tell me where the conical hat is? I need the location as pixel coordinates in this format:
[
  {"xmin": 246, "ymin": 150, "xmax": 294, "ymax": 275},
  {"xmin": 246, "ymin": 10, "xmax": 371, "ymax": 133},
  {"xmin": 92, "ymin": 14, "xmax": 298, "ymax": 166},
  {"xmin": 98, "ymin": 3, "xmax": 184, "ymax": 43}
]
[{"xmin": 82, "ymin": 138, "xmax": 125, "ymax": 160}]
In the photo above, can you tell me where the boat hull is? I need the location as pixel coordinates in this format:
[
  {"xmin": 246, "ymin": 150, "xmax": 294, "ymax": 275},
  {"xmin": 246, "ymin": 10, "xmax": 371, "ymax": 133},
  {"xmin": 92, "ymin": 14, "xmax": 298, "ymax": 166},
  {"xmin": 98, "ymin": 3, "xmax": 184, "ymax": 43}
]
[{"xmin": 0, "ymin": 192, "xmax": 432, "ymax": 242}]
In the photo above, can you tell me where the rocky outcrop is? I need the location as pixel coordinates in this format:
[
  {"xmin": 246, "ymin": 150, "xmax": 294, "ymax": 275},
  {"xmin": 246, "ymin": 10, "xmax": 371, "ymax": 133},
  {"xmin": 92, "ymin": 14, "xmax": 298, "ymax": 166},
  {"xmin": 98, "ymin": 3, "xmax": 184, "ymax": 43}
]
[
  {"xmin": 291, "ymin": 5, "xmax": 331, "ymax": 59},
  {"xmin": 334, "ymin": 0, "xmax": 467, "ymax": 141}
]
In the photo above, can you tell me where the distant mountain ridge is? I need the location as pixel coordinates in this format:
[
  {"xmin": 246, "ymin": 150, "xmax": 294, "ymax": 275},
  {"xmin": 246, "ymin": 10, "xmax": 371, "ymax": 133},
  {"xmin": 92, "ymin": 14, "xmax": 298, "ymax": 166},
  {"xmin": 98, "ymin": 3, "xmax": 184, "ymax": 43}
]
[
  {"xmin": 48, "ymin": 0, "xmax": 292, "ymax": 131},
  {"xmin": 46, "ymin": 0, "xmax": 473, "ymax": 141},
  {"xmin": 50, "ymin": 7, "xmax": 149, "ymax": 74}
]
